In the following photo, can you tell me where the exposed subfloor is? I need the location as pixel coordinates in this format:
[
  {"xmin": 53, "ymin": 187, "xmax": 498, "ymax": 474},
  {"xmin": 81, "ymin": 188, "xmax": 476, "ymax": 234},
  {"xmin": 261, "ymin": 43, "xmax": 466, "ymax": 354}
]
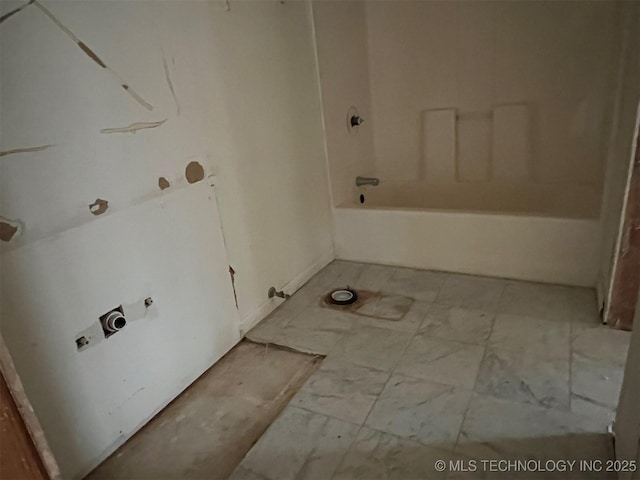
[
  {"xmin": 88, "ymin": 341, "xmax": 321, "ymax": 479},
  {"xmin": 234, "ymin": 260, "xmax": 631, "ymax": 479}
]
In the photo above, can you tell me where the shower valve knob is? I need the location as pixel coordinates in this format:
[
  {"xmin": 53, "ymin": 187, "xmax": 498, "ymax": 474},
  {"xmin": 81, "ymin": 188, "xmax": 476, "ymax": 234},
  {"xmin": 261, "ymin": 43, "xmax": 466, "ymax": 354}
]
[{"xmin": 350, "ymin": 115, "xmax": 364, "ymax": 127}]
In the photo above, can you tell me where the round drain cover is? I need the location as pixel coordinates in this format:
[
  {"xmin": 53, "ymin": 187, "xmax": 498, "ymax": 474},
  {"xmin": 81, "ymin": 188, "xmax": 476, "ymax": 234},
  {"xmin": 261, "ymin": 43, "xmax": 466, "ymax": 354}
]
[
  {"xmin": 326, "ymin": 288, "xmax": 358, "ymax": 306},
  {"xmin": 331, "ymin": 290, "xmax": 354, "ymax": 302}
]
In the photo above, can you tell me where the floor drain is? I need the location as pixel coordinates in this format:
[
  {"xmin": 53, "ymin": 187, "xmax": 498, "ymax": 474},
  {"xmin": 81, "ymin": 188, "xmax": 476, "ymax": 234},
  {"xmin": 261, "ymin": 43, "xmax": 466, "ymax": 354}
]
[{"xmin": 325, "ymin": 288, "xmax": 358, "ymax": 306}]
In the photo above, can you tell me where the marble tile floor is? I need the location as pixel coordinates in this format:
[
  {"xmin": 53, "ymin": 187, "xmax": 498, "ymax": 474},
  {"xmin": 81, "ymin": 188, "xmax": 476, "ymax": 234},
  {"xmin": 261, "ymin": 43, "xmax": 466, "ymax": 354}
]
[{"xmin": 238, "ymin": 260, "xmax": 631, "ymax": 480}]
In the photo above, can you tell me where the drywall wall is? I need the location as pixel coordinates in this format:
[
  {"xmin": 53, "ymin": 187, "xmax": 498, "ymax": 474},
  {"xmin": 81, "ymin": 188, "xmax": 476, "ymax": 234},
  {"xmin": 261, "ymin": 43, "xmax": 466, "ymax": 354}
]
[
  {"xmin": 1, "ymin": 184, "xmax": 241, "ymax": 479},
  {"xmin": 311, "ymin": 0, "xmax": 375, "ymax": 207},
  {"xmin": 598, "ymin": 1, "xmax": 640, "ymax": 310},
  {"xmin": 365, "ymin": 1, "xmax": 619, "ymax": 190},
  {"xmin": 204, "ymin": 1, "xmax": 334, "ymax": 330},
  {"xmin": 1, "ymin": 0, "xmax": 333, "ymax": 331},
  {"xmin": 0, "ymin": 0, "xmax": 333, "ymax": 477}
]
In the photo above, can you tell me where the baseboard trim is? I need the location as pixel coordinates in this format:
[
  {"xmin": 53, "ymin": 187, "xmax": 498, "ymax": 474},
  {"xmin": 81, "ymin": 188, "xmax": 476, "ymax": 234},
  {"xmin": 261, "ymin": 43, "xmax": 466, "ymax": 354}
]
[{"xmin": 238, "ymin": 249, "xmax": 334, "ymax": 336}]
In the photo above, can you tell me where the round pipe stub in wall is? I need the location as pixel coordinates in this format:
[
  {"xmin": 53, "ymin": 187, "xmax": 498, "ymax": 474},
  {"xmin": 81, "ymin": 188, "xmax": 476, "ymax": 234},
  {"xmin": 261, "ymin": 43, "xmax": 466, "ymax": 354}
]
[
  {"xmin": 325, "ymin": 288, "xmax": 358, "ymax": 306},
  {"xmin": 103, "ymin": 310, "xmax": 126, "ymax": 334},
  {"xmin": 346, "ymin": 106, "xmax": 363, "ymax": 134}
]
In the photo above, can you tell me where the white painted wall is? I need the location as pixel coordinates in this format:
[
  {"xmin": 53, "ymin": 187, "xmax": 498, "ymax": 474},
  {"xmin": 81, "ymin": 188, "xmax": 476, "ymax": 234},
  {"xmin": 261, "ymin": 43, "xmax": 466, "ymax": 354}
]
[
  {"xmin": 0, "ymin": 0, "xmax": 333, "ymax": 477},
  {"xmin": 203, "ymin": 2, "xmax": 334, "ymax": 329},
  {"xmin": 311, "ymin": 0, "xmax": 375, "ymax": 207},
  {"xmin": 1, "ymin": 184, "xmax": 241, "ymax": 478},
  {"xmin": 597, "ymin": 1, "xmax": 640, "ymax": 308}
]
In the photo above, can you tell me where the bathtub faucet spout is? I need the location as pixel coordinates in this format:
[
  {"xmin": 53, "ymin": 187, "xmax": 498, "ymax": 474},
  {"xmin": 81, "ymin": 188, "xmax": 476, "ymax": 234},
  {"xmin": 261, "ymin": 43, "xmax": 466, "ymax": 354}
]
[{"xmin": 356, "ymin": 176, "xmax": 380, "ymax": 187}]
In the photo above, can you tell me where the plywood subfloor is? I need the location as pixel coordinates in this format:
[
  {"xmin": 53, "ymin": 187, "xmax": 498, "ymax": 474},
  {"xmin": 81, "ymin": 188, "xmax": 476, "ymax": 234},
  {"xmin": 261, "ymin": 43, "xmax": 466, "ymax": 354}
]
[{"xmin": 88, "ymin": 341, "xmax": 321, "ymax": 480}]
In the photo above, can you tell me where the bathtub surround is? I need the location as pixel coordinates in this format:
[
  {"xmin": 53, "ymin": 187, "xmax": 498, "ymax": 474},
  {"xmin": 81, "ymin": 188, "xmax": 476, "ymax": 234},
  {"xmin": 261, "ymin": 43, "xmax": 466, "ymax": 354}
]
[
  {"xmin": 313, "ymin": 0, "xmax": 640, "ymax": 292},
  {"xmin": 313, "ymin": 1, "xmax": 622, "ymax": 208},
  {"xmin": 366, "ymin": 1, "xmax": 618, "ymax": 188}
]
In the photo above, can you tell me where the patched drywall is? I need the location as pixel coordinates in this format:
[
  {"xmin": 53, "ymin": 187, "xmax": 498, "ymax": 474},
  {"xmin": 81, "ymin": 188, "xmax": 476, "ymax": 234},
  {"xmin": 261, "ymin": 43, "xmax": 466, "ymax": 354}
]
[
  {"xmin": 0, "ymin": 0, "xmax": 33, "ymax": 23},
  {"xmin": 0, "ymin": 1, "xmax": 332, "ymax": 478},
  {"xmin": 0, "ymin": 144, "xmax": 54, "ymax": 157},
  {"xmin": 162, "ymin": 54, "xmax": 180, "ymax": 116},
  {"xmin": 74, "ymin": 296, "xmax": 160, "ymax": 353},
  {"xmin": 0, "ymin": 0, "xmax": 333, "ymax": 317},
  {"xmin": 1, "ymin": 185, "xmax": 241, "ymax": 480},
  {"xmin": 100, "ymin": 120, "xmax": 166, "ymax": 135},
  {"xmin": 30, "ymin": 0, "xmax": 154, "ymax": 111}
]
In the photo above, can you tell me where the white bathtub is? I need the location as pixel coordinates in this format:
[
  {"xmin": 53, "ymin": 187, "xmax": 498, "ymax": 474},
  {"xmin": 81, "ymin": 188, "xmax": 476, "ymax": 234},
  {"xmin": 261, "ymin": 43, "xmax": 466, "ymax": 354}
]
[{"xmin": 333, "ymin": 182, "xmax": 602, "ymax": 286}]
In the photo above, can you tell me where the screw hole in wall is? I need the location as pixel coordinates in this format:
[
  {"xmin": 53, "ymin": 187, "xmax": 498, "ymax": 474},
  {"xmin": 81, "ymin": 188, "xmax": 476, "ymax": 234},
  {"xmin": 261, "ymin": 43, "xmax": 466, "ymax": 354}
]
[{"xmin": 359, "ymin": 194, "xmax": 365, "ymax": 204}]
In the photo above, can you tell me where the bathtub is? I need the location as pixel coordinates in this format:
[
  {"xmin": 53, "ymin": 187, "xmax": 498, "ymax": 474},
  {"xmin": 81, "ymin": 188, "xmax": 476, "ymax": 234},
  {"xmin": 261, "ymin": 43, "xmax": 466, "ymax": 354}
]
[{"xmin": 333, "ymin": 182, "xmax": 602, "ymax": 286}]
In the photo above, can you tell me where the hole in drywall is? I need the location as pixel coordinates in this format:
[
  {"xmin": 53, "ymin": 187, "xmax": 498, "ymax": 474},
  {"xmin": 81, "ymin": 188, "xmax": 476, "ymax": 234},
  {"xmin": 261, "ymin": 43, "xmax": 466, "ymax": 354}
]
[
  {"xmin": 158, "ymin": 177, "xmax": 170, "ymax": 190},
  {"xmin": 89, "ymin": 199, "xmax": 109, "ymax": 216},
  {"xmin": 185, "ymin": 161, "xmax": 205, "ymax": 184},
  {"xmin": 359, "ymin": 194, "xmax": 365, "ymax": 204},
  {"xmin": 0, "ymin": 219, "xmax": 19, "ymax": 242}
]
